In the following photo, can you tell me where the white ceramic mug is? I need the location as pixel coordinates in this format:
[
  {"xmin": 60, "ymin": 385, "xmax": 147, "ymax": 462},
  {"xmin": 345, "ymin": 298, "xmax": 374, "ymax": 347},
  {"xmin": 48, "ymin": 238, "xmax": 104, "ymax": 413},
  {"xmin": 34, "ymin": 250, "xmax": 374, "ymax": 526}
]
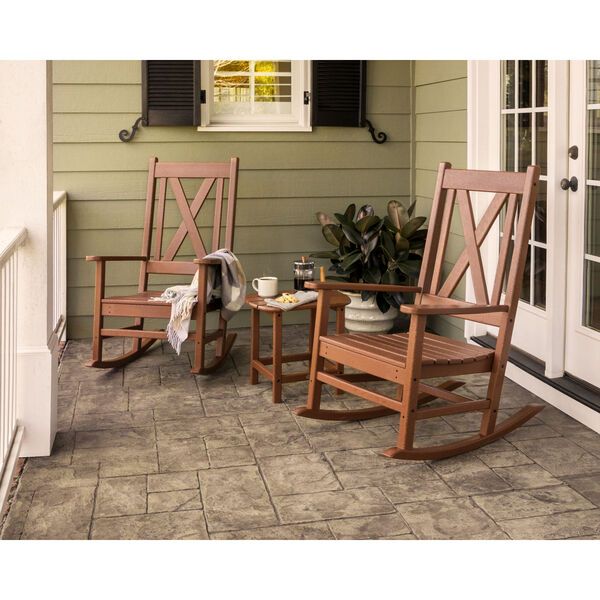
[{"xmin": 252, "ymin": 276, "xmax": 278, "ymax": 298}]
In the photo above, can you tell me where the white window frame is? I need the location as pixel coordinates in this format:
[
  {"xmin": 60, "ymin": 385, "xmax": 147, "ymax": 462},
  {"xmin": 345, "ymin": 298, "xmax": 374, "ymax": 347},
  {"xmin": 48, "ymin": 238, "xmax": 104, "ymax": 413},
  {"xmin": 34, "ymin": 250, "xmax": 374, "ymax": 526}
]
[{"xmin": 198, "ymin": 60, "xmax": 312, "ymax": 132}]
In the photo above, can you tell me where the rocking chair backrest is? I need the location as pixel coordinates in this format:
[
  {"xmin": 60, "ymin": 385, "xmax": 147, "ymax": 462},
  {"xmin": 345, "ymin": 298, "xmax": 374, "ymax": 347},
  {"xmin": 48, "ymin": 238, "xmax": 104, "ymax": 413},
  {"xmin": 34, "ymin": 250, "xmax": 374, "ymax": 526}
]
[
  {"xmin": 418, "ymin": 162, "xmax": 540, "ymax": 326},
  {"xmin": 138, "ymin": 156, "xmax": 239, "ymax": 288}
]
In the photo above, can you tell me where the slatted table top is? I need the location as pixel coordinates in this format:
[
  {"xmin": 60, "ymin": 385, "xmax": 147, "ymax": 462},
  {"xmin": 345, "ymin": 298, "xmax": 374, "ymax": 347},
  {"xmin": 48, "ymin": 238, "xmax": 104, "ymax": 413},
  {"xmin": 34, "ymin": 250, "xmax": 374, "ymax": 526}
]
[{"xmin": 245, "ymin": 291, "xmax": 350, "ymax": 313}]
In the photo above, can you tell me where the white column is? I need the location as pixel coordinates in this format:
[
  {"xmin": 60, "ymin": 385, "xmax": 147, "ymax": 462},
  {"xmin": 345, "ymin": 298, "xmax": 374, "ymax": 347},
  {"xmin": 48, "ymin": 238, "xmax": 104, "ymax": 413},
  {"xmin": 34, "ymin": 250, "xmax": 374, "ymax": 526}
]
[{"xmin": 0, "ymin": 61, "xmax": 56, "ymax": 457}]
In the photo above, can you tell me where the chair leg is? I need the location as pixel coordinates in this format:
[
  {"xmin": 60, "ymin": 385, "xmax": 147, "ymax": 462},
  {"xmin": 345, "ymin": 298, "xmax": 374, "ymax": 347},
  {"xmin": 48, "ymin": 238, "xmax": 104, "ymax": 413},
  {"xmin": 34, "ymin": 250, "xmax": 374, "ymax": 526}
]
[
  {"xmin": 90, "ymin": 260, "xmax": 105, "ymax": 366},
  {"xmin": 272, "ymin": 312, "xmax": 283, "ymax": 403},
  {"xmin": 250, "ymin": 308, "xmax": 260, "ymax": 385},
  {"xmin": 131, "ymin": 317, "xmax": 144, "ymax": 353},
  {"xmin": 215, "ymin": 314, "xmax": 227, "ymax": 358},
  {"xmin": 479, "ymin": 363, "xmax": 505, "ymax": 435},
  {"xmin": 396, "ymin": 378, "xmax": 419, "ymax": 450}
]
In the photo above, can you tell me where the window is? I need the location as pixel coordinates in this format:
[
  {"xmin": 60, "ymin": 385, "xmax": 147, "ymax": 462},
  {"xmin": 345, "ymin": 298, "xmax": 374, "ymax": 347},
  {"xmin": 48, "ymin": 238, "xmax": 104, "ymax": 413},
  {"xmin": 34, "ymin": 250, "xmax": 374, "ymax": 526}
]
[{"xmin": 199, "ymin": 60, "xmax": 311, "ymax": 131}]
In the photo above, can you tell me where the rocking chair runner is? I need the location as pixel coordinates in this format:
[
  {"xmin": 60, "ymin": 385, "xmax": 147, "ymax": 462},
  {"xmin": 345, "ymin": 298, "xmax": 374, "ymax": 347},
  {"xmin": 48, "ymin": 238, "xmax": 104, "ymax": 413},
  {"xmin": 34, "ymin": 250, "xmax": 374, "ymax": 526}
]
[
  {"xmin": 297, "ymin": 162, "xmax": 543, "ymax": 460},
  {"xmin": 86, "ymin": 156, "xmax": 239, "ymax": 374}
]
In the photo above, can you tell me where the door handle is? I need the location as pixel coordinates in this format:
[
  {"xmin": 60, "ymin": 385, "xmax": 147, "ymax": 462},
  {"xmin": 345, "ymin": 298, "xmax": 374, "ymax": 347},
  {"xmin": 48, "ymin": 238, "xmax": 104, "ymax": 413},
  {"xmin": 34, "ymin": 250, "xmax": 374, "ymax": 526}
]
[{"xmin": 560, "ymin": 176, "xmax": 578, "ymax": 192}]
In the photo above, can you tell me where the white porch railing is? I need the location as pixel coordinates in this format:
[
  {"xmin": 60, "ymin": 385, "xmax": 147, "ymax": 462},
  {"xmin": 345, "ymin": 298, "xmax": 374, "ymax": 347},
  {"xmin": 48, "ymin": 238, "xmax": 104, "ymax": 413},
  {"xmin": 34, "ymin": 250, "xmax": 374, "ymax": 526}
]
[
  {"xmin": 0, "ymin": 227, "xmax": 27, "ymax": 510},
  {"xmin": 52, "ymin": 191, "xmax": 67, "ymax": 342}
]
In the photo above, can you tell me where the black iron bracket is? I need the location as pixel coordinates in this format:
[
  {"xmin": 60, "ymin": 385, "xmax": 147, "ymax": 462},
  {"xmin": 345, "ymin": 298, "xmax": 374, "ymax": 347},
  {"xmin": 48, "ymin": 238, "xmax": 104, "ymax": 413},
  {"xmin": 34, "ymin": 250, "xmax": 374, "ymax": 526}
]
[
  {"xmin": 119, "ymin": 116, "xmax": 147, "ymax": 142},
  {"xmin": 365, "ymin": 119, "xmax": 387, "ymax": 144}
]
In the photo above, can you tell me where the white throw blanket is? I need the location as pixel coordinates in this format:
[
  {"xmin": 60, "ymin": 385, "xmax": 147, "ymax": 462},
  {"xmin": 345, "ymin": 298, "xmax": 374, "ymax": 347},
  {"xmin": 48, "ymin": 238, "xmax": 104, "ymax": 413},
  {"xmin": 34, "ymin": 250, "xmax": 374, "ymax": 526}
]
[{"xmin": 151, "ymin": 249, "xmax": 246, "ymax": 354}]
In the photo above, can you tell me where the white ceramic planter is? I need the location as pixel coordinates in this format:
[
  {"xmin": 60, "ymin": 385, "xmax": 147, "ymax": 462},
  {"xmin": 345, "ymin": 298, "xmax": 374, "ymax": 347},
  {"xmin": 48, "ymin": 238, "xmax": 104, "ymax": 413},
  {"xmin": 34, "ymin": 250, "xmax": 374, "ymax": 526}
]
[{"xmin": 343, "ymin": 292, "xmax": 399, "ymax": 333}]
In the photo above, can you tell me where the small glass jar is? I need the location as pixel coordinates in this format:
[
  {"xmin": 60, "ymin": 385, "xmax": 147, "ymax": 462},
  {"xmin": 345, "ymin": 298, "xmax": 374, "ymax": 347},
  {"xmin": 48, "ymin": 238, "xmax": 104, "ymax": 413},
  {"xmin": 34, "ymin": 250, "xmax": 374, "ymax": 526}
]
[{"xmin": 293, "ymin": 257, "xmax": 315, "ymax": 291}]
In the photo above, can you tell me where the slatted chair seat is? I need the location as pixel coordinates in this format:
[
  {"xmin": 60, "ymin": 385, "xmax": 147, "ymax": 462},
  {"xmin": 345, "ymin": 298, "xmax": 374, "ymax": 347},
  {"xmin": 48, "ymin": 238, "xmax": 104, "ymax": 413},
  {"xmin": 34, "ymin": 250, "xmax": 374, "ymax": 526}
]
[
  {"xmin": 295, "ymin": 162, "xmax": 545, "ymax": 460},
  {"xmin": 101, "ymin": 291, "xmax": 221, "ymax": 309},
  {"xmin": 321, "ymin": 332, "xmax": 495, "ymax": 368}
]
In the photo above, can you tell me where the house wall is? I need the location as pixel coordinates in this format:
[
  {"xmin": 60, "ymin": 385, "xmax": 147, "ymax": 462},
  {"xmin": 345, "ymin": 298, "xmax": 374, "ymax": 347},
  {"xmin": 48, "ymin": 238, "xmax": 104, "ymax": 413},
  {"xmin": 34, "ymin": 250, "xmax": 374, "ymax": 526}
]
[
  {"xmin": 412, "ymin": 60, "xmax": 468, "ymax": 339},
  {"xmin": 53, "ymin": 61, "xmax": 413, "ymax": 338}
]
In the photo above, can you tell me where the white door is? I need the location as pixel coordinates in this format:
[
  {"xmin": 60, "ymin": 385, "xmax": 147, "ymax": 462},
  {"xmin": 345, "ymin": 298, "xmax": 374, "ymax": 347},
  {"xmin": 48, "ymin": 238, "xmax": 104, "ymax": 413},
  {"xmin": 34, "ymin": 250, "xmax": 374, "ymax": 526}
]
[{"xmin": 564, "ymin": 61, "xmax": 600, "ymax": 388}]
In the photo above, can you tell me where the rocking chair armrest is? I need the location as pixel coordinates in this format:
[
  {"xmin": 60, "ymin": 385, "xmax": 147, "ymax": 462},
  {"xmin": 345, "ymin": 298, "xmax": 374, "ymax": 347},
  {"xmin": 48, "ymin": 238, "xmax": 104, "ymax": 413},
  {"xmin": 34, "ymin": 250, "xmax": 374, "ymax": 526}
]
[
  {"xmin": 86, "ymin": 255, "xmax": 148, "ymax": 262},
  {"xmin": 400, "ymin": 303, "xmax": 509, "ymax": 316},
  {"xmin": 304, "ymin": 281, "xmax": 422, "ymax": 294},
  {"xmin": 193, "ymin": 258, "xmax": 222, "ymax": 266}
]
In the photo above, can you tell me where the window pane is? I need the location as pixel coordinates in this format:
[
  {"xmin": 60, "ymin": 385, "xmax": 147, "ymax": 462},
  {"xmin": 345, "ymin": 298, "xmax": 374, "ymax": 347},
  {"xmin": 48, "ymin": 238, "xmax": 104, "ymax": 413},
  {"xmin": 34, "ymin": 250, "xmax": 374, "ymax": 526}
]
[
  {"xmin": 534, "ymin": 247, "xmax": 546, "ymax": 309},
  {"xmin": 503, "ymin": 114, "xmax": 515, "ymax": 171},
  {"xmin": 504, "ymin": 61, "xmax": 515, "ymax": 109},
  {"xmin": 215, "ymin": 60, "xmax": 249, "ymax": 73},
  {"xmin": 583, "ymin": 260, "xmax": 600, "ymax": 331},
  {"xmin": 587, "ymin": 60, "xmax": 600, "ymax": 104},
  {"xmin": 586, "ymin": 185, "xmax": 600, "ymax": 256},
  {"xmin": 518, "ymin": 113, "xmax": 532, "ymax": 171},
  {"xmin": 588, "ymin": 109, "xmax": 600, "ymax": 181},
  {"xmin": 520, "ymin": 245, "xmax": 531, "ymax": 303},
  {"xmin": 536, "ymin": 112, "xmax": 548, "ymax": 176},
  {"xmin": 536, "ymin": 60, "xmax": 548, "ymax": 108},
  {"xmin": 535, "ymin": 180, "xmax": 547, "ymax": 243},
  {"xmin": 518, "ymin": 60, "xmax": 532, "ymax": 108}
]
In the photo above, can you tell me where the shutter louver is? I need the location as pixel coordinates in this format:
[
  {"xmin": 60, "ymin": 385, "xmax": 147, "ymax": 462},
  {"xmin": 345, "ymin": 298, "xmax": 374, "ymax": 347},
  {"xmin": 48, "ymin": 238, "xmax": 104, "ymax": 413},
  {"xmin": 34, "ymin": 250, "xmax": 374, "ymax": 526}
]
[
  {"xmin": 142, "ymin": 60, "xmax": 200, "ymax": 126},
  {"xmin": 311, "ymin": 61, "xmax": 366, "ymax": 127}
]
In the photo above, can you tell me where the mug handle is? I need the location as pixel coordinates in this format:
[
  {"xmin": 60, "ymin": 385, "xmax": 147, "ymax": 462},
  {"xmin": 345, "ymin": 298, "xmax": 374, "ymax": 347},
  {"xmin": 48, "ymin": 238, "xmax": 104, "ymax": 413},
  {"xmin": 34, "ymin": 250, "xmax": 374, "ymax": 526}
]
[{"xmin": 252, "ymin": 278, "xmax": 260, "ymax": 292}]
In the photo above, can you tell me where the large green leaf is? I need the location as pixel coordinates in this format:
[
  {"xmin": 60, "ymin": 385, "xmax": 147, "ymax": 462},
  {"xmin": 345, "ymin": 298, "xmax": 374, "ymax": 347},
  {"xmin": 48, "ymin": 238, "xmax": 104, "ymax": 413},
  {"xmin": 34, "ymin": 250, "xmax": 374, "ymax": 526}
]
[
  {"xmin": 387, "ymin": 200, "xmax": 409, "ymax": 230},
  {"xmin": 355, "ymin": 215, "xmax": 381, "ymax": 234},
  {"xmin": 356, "ymin": 204, "xmax": 374, "ymax": 221},
  {"xmin": 316, "ymin": 211, "xmax": 335, "ymax": 226},
  {"xmin": 340, "ymin": 251, "xmax": 361, "ymax": 271},
  {"xmin": 344, "ymin": 203, "xmax": 356, "ymax": 221},
  {"xmin": 401, "ymin": 216, "xmax": 427, "ymax": 238},
  {"xmin": 322, "ymin": 224, "xmax": 342, "ymax": 246},
  {"xmin": 397, "ymin": 259, "xmax": 422, "ymax": 277},
  {"xmin": 395, "ymin": 234, "xmax": 410, "ymax": 252},
  {"xmin": 341, "ymin": 224, "xmax": 363, "ymax": 246}
]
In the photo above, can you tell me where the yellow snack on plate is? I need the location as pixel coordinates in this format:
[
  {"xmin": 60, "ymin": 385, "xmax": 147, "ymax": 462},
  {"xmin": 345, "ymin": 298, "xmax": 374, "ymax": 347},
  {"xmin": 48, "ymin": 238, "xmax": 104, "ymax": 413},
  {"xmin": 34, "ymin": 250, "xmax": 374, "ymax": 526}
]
[{"xmin": 275, "ymin": 293, "xmax": 299, "ymax": 304}]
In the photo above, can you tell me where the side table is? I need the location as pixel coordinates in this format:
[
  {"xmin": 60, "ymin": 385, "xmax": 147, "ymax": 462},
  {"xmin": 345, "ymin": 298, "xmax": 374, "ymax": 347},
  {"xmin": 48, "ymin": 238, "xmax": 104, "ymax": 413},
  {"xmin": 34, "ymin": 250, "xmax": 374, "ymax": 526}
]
[{"xmin": 246, "ymin": 291, "xmax": 350, "ymax": 403}]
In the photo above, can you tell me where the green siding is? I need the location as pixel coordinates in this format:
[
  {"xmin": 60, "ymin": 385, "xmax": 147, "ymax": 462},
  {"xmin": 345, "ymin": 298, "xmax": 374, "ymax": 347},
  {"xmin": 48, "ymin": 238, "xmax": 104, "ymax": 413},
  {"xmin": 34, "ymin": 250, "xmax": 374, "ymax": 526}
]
[
  {"xmin": 412, "ymin": 60, "xmax": 468, "ymax": 340},
  {"xmin": 54, "ymin": 60, "xmax": 413, "ymax": 338}
]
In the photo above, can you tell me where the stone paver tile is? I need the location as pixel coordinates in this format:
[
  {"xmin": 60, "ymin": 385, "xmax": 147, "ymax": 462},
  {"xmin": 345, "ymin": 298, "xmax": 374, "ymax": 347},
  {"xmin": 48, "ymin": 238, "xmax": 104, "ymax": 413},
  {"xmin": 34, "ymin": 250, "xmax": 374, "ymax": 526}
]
[
  {"xmin": 198, "ymin": 465, "xmax": 278, "ymax": 532},
  {"xmin": 498, "ymin": 509, "xmax": 600, "ymax": 540},
  {"xmin": 232, "ymin": 376, "xmax": 273, "ymax": 398},
  {"xmin": 397, "ymin": 497, "xmax": 507, "ymax": 540},
  {"xmin": 203, "ymin": 427, "xmax": 248, "ymax": 449},
  {"xmin": 244, "ymin": 420, "xmax": 311, "ymax": 457},
  {"xmin": 155, "ymin": 415, "xmax": 239, "ymax": 440},
  {"xmin": 27, "ymin": 432, "xmax": 75, "ymax": 468},
  {"xmin": 72, "ymin": 410, "xmax": 153, "ymax": 431},
  {"xmin": 308, "ymin": 426, "xmax": 396, "ymax": 453},
  {"xmin": 0, "ymin": 492, "xmax": 34, "ymax": 539},
  {"xmin": 443, "ymin": 409, "xmax": 540, "ymax": 434},
  {"xmin": 203, "ymin": 393, "xmax": 287, "ymax": 416},
  {"xmin": 382, "ymin": 477, "xmax": 456, "ymax": 505},
  {"xmin": 478, "ymin": 449, "xmax": 534, "ymax": 468},
  {"xmin": 259, "ymin": 454, "xmax": 341, "ymax": 496},
  {"xmin": 379, "ymin": 533, "xmax": 418, "ymax": 540},
  {"xmin": 210, "ymin": 523, "xmax": 334, "ymax": 540},
  {"xmin": 76, "ymin": 389, "xmax": 128, "ymax": 414},
  {"xmin": 99, "ymin": 450, "xmax": 159, "ymax": 478},
  {"xmin": 493, "ymin": 464, "xmax": 562, "ymax": 490},
  {"xmin": 326, "ymin": 447, "xmax": 407, "ymax": 472},
  {"xmin": 157, "ymin": 438, "xmax": 209, "ymax": 472},
  {"xmin": 207, "ymin": 445, "xmax": 256, "ymax": 468},
  {"xmin": 21, "ymin": 486, "xmax": 96, "ymax": 540},
  {"xmin": 274, "ymin": 487, "xmax": 395, "ymax": 524},
  {"xmin": 18, "ymin": 464, "xmax": 99, "ymax": 492},
  {"xmin": 336, "ymin": 462, "xmax": 438, "ymax": 489},
  {"xmin": 128, "ymin": 388, "xmax": 201, "ymax": 411},
  {"xmin": 564, "ymin": 429, "xmax": 600, "ymax": 459},
  {"xmin": 153, "ymin": 403, "xmax": 205, "ymax": 421},
  {"xmin": 503, "ymin": 424, "xmax": 561, "ymax": 442},
  {"xmin": 414, "ymin": 417, "xmax": 456, "ymax": 437},
  {"xmin": 95, "ymin": 475, "xmax": 147, "ymax": 518},
  {"xmin": 148, "ymin": 489, "xmax": 202, "ymax": 513},
  {"xmin": 294, "ymin": 403, "xmax": 364, "ymax": 433},
  {"xmin": 124, "ymin": 366, "xmax": 160, "ymax": 387},
  {"xmin": 75, "ymin": 427, "xmax": 155, "ymax": 450},
  {"xmin": 561, "ymin": 474, "xmax": 600, "ymax": 507},
  {"xmin": 512, "ymin": 437, "xmax": 600, "ymax": 476},
  {"xmin": 431, "ymin": 455, "xmax": 512, "ymax": 496},
  {"xmin": 328, "ymin": 512, "xmax": 412, "ymax": 540},
  {"xmin": 238, "ymin": 409, "xmax": 297, "ymax": 426},
  {"xmin": 57, "ymin": 396, "xmax": 76, "ymax": 432},
  {"xmin": 147, "ymin": 471, "xmax": 199, "ymax": 493},
  {"xmin": 535, "ymin": 405, "xmax": 590, "ymax": 435},
  {"xmin": 472, "ymin": 485, "xmax": 594, "ymax": 521},
  {"xmin": 91, "ymin": 510, "xmax": 208, "ymax": 540}
]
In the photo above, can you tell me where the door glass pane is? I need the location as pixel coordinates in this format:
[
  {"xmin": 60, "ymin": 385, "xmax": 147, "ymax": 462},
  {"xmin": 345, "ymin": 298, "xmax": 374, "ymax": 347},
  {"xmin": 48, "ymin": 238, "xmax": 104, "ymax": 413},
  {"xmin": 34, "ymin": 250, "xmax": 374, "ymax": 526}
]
[
  {"xmin": 503, "ymin": 114, "xmax": 515, "ymax": 171},
  {"xmin": 588, "ymin": 109, "xmax": 600, "ymax": 181},
  {"xmin": 536, "ymin": 112, "xmax": 548, "ymax": 176},
  {"xmin": 518, "ymin": 113, "xmax": 532, "ymax": 170},
  {"xmin": 536, "ymin": 60, "xmax": 548, "ymax": 107},
  {"xmin": 518, "ymin": 60, "xmax": 532, "ymax": 108},
  {"xmin": 535, "ymin": 180, "xmax": 547, "ymax": 244},
  {"xmin": 534, "ymin": 247, "xmax": 546, "ymax": 309},
  {"xmin": 588, "ymin": 60, "xmax": 600, "ymax": 104},
  {"xmin": 583, "ymin": 261, "xmax": 600, "ymax": 331},
  {"xmin": 520, "ymin": 245, "xmax": 531, "ymax": 302},
  {"xmin": 504, "ymin": 61, "xmax": 515, "ymax": 109}
]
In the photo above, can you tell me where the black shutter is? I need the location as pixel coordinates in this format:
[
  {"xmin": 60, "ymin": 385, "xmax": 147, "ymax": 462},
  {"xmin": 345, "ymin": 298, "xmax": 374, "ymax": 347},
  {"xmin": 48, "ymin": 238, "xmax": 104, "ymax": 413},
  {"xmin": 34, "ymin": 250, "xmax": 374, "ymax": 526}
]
[
  {"xmin": 311, "ymin": 61, "xmax": 366, "ymax": 127},
  {"xmin": 142, "ymin": 60, "xmax": 201, "ymax": 126}
]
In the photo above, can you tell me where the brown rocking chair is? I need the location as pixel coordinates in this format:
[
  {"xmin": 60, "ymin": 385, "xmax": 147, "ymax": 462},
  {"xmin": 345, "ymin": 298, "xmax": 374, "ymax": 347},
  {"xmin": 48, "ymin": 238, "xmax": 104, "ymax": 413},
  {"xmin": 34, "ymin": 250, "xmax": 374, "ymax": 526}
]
[
  {"xmin": 86, "ymin": 156, "xmax": 239, "ymax": 374},
  {"xmin": 297, "ymin": 162, "xmax": 543, "ymax": 460}
]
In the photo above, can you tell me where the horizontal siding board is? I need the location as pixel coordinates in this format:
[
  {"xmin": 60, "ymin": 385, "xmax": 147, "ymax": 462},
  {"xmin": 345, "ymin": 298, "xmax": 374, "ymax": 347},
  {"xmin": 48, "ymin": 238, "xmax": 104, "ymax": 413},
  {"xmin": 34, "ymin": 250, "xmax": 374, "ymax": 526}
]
[
  {"xmin": 413, "ymin": 61, "xmax": 467, "ymax": 86},
  {"xmin": 53, "ymin": 61, "xmax": 141, "ymax": 84},
  {"xmin": 366, "ymin": 86, "xmax": 411, "ymax": 114},
  {"xmin": 368, "ymin": 61, "xmax": 412, "ymax": 86},
  {"xmin": 415, "ymin": 141, "xmax": 467, "ymax": 171},
  {"xmin": 415, "ymin": 111, "xmax": 467, "ymax": 142},
  {"xmin": 54, "ymin": 84, "xmax": 141, "ymax": 113},
  {"xmin": 54, "ymin": 140, "xmax": 410, "ymax": 172},
  {"xmin": 414, "ymin": 78, "xmax": 467, "ymax": 114}
]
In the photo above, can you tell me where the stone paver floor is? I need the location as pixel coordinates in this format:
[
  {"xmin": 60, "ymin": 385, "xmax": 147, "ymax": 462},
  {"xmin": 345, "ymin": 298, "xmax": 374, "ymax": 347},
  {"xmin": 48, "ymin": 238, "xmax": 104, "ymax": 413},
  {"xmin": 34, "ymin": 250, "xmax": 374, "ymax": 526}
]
[{"xmin": 2, "ymin": 325, "xmax": 600, "ymax": 540}]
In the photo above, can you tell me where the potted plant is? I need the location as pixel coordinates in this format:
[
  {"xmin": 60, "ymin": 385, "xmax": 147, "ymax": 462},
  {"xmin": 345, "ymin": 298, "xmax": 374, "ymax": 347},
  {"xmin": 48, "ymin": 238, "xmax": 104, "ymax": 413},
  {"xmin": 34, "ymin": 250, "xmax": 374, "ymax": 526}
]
[{"xmin": 311, "ymin": 201, "xmax": 427, "ymax": 333}]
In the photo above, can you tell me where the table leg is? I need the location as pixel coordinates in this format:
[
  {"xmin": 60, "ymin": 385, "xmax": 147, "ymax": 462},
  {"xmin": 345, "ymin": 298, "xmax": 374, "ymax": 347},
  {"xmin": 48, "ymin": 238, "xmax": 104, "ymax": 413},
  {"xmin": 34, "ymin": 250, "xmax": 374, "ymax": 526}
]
[
  {"xmin": 334, "ymin": 306, "xmax": 345, "ymax": 394},
  {"xmin": 250, "ymin": 308, "xmax": 260, "ymax": 384},
  {"xmin": 308, "ymin": 307, "xmax": 316, "ymax": 353},
  {"xmin": 272, "ymin": 312, "xmax": 283, "ymax": 403}
]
